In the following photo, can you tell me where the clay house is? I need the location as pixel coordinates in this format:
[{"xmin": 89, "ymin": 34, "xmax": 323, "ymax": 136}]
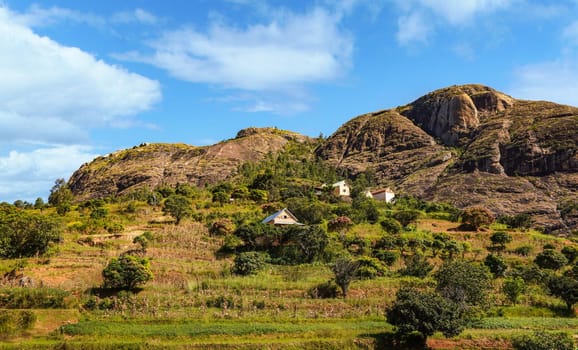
[{"xmin": 262, "ymin": 208, "xmax": 303, "ymax": 225}]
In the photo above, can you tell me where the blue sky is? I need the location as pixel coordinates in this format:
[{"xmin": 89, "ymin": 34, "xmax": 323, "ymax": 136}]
[{"xmin": 1, "ymin": 0, "xmax": 578, "ymax": 202}]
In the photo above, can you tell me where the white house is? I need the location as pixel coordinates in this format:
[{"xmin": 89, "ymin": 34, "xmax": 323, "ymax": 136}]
[
  {"xmin": 262, "ymin": 208, "xmax": 303, "ymax": 225},
  {"xmin": 331, "ymin": 180, "xmax": 351, "ymax": 197},
  {"xmin": 365, "ymin": 187, "xmax": 395, "ymax": 203}
]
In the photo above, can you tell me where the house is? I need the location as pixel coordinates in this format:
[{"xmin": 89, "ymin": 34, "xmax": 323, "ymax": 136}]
[
  {"xmin": 365, "ymin": 187, "xmax": 395, "ymax": 203},
  {"xmin": 262, "ymin": 208, "xmax": 303, "ymax": 225},
  {"xmin": 331, "ymin": 180, "xmax": 351, "ymax": 197}
]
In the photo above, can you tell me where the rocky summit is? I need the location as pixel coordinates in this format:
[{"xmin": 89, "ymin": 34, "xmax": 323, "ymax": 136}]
[
  {"xmin": 69, "ymin": 85, "xmax": 577, "ymax": 233},
  {"xmin": 316, "ymin": 84, "xmax": 578, "ymax": 233}
]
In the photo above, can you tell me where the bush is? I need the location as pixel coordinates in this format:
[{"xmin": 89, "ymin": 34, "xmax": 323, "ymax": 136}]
[
  {"xmin": 232, "ymin": 252, "xmax": 269, "ymax": 276},
  {"xmin": 399, "ymin": 254, "xmax": 433, "ymax": 278},
  {"xmin": 512, "ymin": 245, "xmax": 533, "ymax": 257},
  {"xmin": 0, "ymin": 288, "xmax": 69, "ymax": 309},
  {"xmin": 308, "ymin": 280, "xmax": 340, "ymax": 299},
  {"xmin": 535, "ymin": 249, "xmax": 568, "ymax": 270},
  {"xmin": 392, "ymin": 210, "xmax": 421, "ymax": 227},
  {"xmin": 102, "ymin": 255, "xmax": 153, "ymax": 290},
  {"xmin": 380, "ymin": 217, "xmax": 402, "ymax": 234},
  {"xmin": 503, "ymin": 277, "xmax": 525, "ymax": 305},
  {"xmin": 434, "ymin": 260, "xmax": 492, "ymax": 306},
  {"xmin": 512, "ymin": 331, "xmax": 575, "ymax": 350},
  {"xmin": 561, "ymin": 245, "xmax": 578, "ymax": 264},
  {"xmin": 0, "ymin": 310, "xmax": 36, "ymax": 337},
  {"xmin": 489, "ymin": 231, "xmax": 512, "ymax": 251},
  {"xmin": 374, "ymin": 249, "xmax": 399, "ymax": 266},
  {"xmin": 484, "ymin": 254, "xmax": 508, "ymax": 278},
  {"xmin": 355, "ymin": 256, "xmax": 387, "ymax": 279},
  {"xmin": 460, "ymin": 206, "xmax": 494, "ymax": 230}
]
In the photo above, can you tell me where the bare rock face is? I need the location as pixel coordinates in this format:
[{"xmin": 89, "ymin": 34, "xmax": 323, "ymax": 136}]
[
  {"xmin": 317, "ymin": 84, "xmax": 577, "ymax": 233},
  {"xmin": 68, "ymin": 128, "xmax": 311, "ymax": 201}
]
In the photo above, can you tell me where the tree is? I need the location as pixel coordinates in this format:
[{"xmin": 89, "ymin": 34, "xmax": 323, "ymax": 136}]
[
  {"xmin": 232, "ymin": 252, "xmax": 269, "ymax": 276},
  {"xmin": 379, "ymin": 217, "xmax": 402, "ymax": 234},
  {"xmin": 534, "ymin": 249, "xmax": 568, "ymax": 270},
  {"xmin": 489, "ymin": 231, "xmax": 512, "ymax": 252},
  {"xmin": 162, "ymin": 194, "xmax": 193, "ymax": 224},
  {"xmin": 102, "ymin": 255, "xmax": 153, "ymax": 290},
  {"xmin": 392, "ymin": 210, "xmax": 421, "ymax": 228},
  {"xmin": 503, "ymin": 277, "xmax": 525, "ymax": 305},
  {"xmin": 484, "ymin": 254, "xmax": 508, "ymax": 278},
  {"xmin": 434, "ymin": 260, "xmax": 492, "ymax": 306},
  {"xmin": 386, "ymin": 287, "xmax": 466, "ymax": 346},
  {"xmin": 561, "ymin": 245, "xmax": 578, "ymax": 264},
  {"xmin": 547, "ymin": 275, "xmax": 578, "ymax": 311},
  {"xmin": 287, "ymin": 225, "xmax": 329, "ymax": 263},
  {"xmin": 512, "ymin": 331, "xmax": 575, "ymax": 350},
  {"xmin": 48, "ymin": 178, "xmax": 73, "ymax": 207},
  {"xmin": 460, "ymin": 206, "xmax": 494, "ymax": 230},
  {"xmin": 332, "ymin": 258, "xmax": 359, "ymax": 298},
  {"xmin": 0, "ymin": 206, "xmax": 62, "ymax": 258},
  {"xmin": 328, "ymin": 216, "xmax": 353, "ymax": 235},
  {"xmin": 34, "ymin": 198, "xmax": 45, "ymax": 210},
  {"xmin": 399, "ymin": 253, "xmax": 433, "ymax": 278}
]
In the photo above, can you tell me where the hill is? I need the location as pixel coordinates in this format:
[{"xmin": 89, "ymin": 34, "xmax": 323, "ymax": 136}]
[
  {"xmin": 68, "ymin": 84, "xmax": 578, "ymax": 233},
  {"xmin": 316, "ymin": 85, "xmax": 578, "ymax": 233}
]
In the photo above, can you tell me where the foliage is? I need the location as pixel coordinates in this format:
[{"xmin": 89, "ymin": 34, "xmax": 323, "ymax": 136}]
[
  {"xmin": 561, "ymin": 245, "xmax": 578, "ymax": 264},
  {"xmin": 460, "ymin": 206, "xmax": 495, "ymax": 230},
  {"xmin": 379, "ymin": 217, "xmax": 402, "ymax": 234},
  {"xmin": 0, "ymin": 288, "xmax": 69, "ymax": 308},
  {"xmin": 547, "ymin": 275, "xmax": 578, "ymax": 311},
  {"xmin": 332, "ymin": 258, "xmax": 359, "ymax": 298},
  {"xmin": 308, "ymin": 280, "xmax": 340, "ymax": 299},
  {"xmin": 484, "ymin": 254, "xmax": 508, "ymax": 278},
  {"xmin": 355, "ymin": 256, "xmax": 387, "ymax": 279},
  {"xmin": 327, "ymin": 216, "xmax": 353, "ymax": 234},
  {"xmin": 512, "ymin": 245, "xmax": 533, "ymax": 256},
  {"xmin": 434, "ymin": 260, "xmax": 492, "ymax": 306},
  {"xmin": 285, "ymin": 198, "xmax": 331, "ymax": 225},
  {"xmin": 102, "ymin": 255, "xmax": 153, "ymax": 290},
  {"xmin": 534, "ymin": 249, "xmax": 568, "ymax": 270},
  {"xmin": 47, "ymin": 178, "xmax": 73, "ymax": 207},
  {"xmin": 285, "ymin": 225, "xmax": 329, "ymax": 264},
  {"xmin": 392, "ymin": 210, "xmax": 421, "ymax": 227},
  {"xmin": 497, "ymin": 213, "xmax": 533, "ymax": 230},
  {"xmin": 489, "ymin": 231, "xmax": 512, "ymax": 251},
  {"xmin": 0, "ymin": 310, "xmax": 36, "ymax": 337},
  {"xmin": 373, "ymin": 249, "xmax": 399, "ymax": 266},
  {"xmin": 503, "ymin": 277, "xmax": 526, "ymax": 305},
  {"xmin": 386, "ymin": 287, "xmax": 466, "ymax": 343},
  {"xmin": 162, "ymin": 194, "xmax": 193, "ymax": 224},
  {"xmin": 399, "ymin": 253, "xmax": 433, "ymax": 278},
  {"xmin": 208, "ymin": 218, "xmax": 236, "ymax": 236},
  {"xmin": 0, "ymin": 205, "xmax": 63, "ymax": 258},
  {"xmin": 232, "ymin": 251, "xmax": 269, "ymax": 276},
  {"xmin": 511, "ymin": 331, "xmax": 575, "ymax": 350}
]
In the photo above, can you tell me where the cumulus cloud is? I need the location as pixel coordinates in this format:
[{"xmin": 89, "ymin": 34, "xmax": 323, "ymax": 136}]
[
  {"xmin": 0, "ymin": 146, "xmax": 98, "ymax": 202},
  {"xmin": 117, "ymin": 6, "xmax": 352, "ymax": 113},
  {"xmin": 510, "ymin": 60, "xmax": 578, "ymax": 106},
  {"xmin": 396, "ymin": 11, "xmax": 431, "ymax": 46},
  {"xmin": 0, "ymin": 6, "xmax": 161, "ymax": 145},
  {"xmin": 12, "ymin": 4, "xmax": 106, "ymax": 28}
]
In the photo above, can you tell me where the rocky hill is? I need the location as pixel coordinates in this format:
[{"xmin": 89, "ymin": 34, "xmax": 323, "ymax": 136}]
[
  {"xmin": 68, "ymin": 128, "xmax": 311, "ymax": 201},
  {"xmin": 316, "ymin": 84, "xmax": 578, "ymax": 232},
  {"xmin": 68, "ymin": 85, "xmax": 577, "ymax": 232}
]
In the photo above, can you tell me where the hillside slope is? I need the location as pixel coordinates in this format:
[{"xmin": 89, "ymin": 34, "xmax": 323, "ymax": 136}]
[
  {"xmin": 69, "ymin": 128, "xmax": 311, "ymax": 200},
  {"xmin": 316, "ymin": 85, "xmax": 577, "ymax": 232}
]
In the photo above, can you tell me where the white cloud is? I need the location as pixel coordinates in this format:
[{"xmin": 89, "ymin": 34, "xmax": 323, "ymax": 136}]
[
  {"xmin": 12, "ymin": 4, "xmax": 105, "ymax": 28},
  {"xmin": 396, "ymin": 11, "xmax": 431, "ymax": 45},
  {"xmin": 0, "ymin": 146, "xmax": 98, "ymax": 202},
  {"xmin": 0, "ymin": 6, "xmax": 161, "ymax": 145},
  {"xmin": 395, "ymin": 0, "xmax": 513, "ymax": 46},
  {"xmin": 510, "ymin": 59, "xmax": 578, "ymax": 106},
  {"xmin": 117, "ymin": 6, "xmax": 352, "ymax": 113}
]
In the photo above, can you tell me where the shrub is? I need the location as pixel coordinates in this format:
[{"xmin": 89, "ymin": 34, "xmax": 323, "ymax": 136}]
[
  {"xmin": 489, "ymin": 231, "xmax": 512, "ymax": 251},
  {"xmin": 503, "ymin": 277, "xmax": 525, "ymax": 305},
  {"xmin": 547, "ymin": 275, "xmax": 578, "ymax": 311},
  {"xmin": 374, "ymin": 249, "xmax": 399, "ymax": 267},
  {"xmin": 434, "ymin": 260, "xmax": 492, "ymax": 306},
  {"xmin": 497, "ymin": 213, "xmax": 533, "ymax": 230},
  {"xmin": 399, "ymin": 254, "xmax": 433, "ymax": 278},
  {"xmin": 163, "ymin": 194, "xmax": 193, "ymax": 224},
  {"xmin": 561, "ymin": 245, "xmax": 578, "ymax": 264},
  {"xmin": 535, "ymin": 250, "xmax": 568, "ymax": 270},
  {"xmin": 380, "ymin": 217, "xmax": 402, "ymax": 234},
  {"xmin": 460, "ymin": 206, "xmax": 494, "ymax": 230},
  {"xmin": 0, "ymin": 310, "xmax": 36, "ymax": 337},
  {"xmin": 0, "ymin": 288, "xmax": 69, "ymax": 309},
  {"xmin": 355, "ymin": 256, "xmax": 387, "ymax": 279},
  {"xmin": 484, "ymin": 254, "xmax": 508, "ymax": 278},
  {"xmin": 102, "ymin": 255, "xmax": 153, "ymax": 290},
  {"xmin": 232, "ymin": 252, "xmax": 269, "ymax": 276},
  {"xmin": 209, "ymin": 219, "xmax": 235, "ymax": 236},
  {"xmin": 308, "ymin": 280, "xmax": 340, "ymax": 299},
  {"xmin": 512, "ymin": 245, "xmax": 533, "ymax": 257},
  {"xmin": 512, "ymin": 331, "xmax": 575, "ymax": 350},
  {"xmin": 392, "ymin": 210, "xmax": 421, "ymax": 227}
]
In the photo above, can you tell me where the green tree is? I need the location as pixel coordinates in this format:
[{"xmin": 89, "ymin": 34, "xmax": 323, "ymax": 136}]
[
  {"xmin": 399, "ymin": 253, "xmax": 433, "ymax": 278},
  {"xmin": 162, "ymin": 194, "xmax": 193, "ymax": 224},
  {"xmin": 535, "ymin": 249, "xmax": 568, "ymax": 270},
  {"xmin": 503, "ymin": 277, "xmax": 525, "ymax": 305},
  {"xmin": 0, "ymin": 206, "xmax": 63, "ymax": 258},
  {"xmin": 512, "ymin": 331, "xmax": 575, "ymax": 350},
  {"xmin": 386, "ymin": 287, "xmax": 466, "ymax": 346},
  {"xmin": 47, "ymin": 178, "xmax": 73, "ymax": 207},
  {"xmin": 489, "ymin": 231, "xmax": 512, "ymax": 252},
  {"xmin": 434, "ymin": 260, "xmax": 492, "ymax": 306},
  {"xmin": 392, "ymin": 210, "xmax": 421, "ymax": 228},
  {"xmin": 232, "ymin": 252, "xmax": 269, "ymax": 276},
  {"xmin": 561, "ymin": 245, "xmax": 578, "ymax": 264},
  {"xmin": 460, "ymin": 206, "xmax": 494, "ymax": 230},
  {"xmin": 484, "ymin": 254, "xmax": 508, "ymax": 278},
  {"xmin": 332, "ymin": 258, "xmax": 359, "ymax": 298},
  {"xmin": 287, "ymin": 225, "xmax": 329, "ymax": 263},
  {"xmin": 379, "ymin": 217, "xmax": 402, "ymax": 234},
  {"xmin": 547, "ymin": 275, "xmax": 578, "ymax": 311},
  {"xmin": 212, "ymin": 191, "xmax": 230, "ymax": 206},
  {"xmin": 102, "ymin": 255, "xmax": 153, "ymax": 290}
]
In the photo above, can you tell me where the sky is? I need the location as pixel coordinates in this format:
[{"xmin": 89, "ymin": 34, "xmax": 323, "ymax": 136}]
[{"xmin": 1, "ymin": 0, "xmax": 578, "ymax": 202}]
